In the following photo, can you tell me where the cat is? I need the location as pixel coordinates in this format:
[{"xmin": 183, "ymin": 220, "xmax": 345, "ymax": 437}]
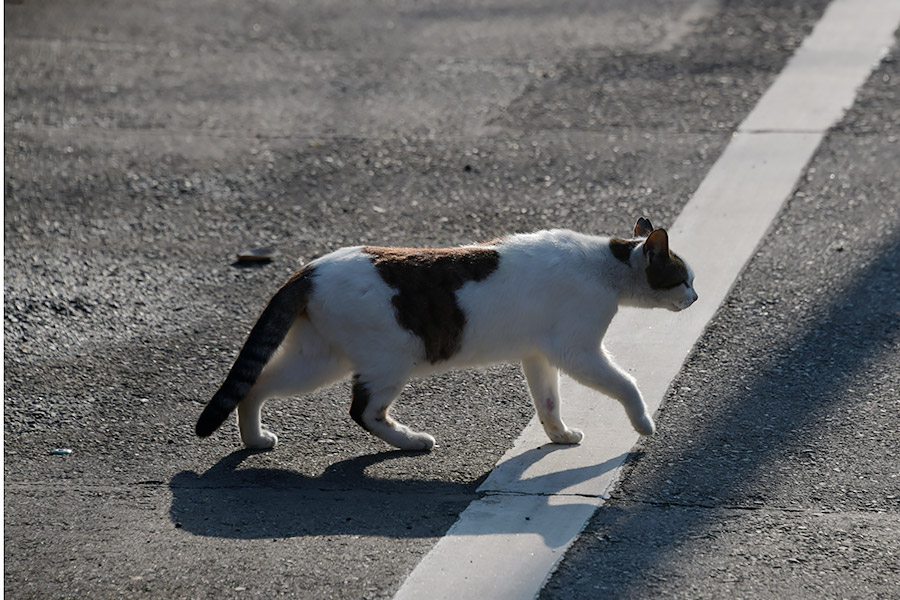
[{"xmin": 196, "ymin": 217, "xmax": 697, "ymax": 451}]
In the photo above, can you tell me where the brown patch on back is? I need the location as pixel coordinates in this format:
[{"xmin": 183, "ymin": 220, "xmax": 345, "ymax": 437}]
[
  {"xmin": 363, "ymin": 245, "xmax": 501, "ymax": 363},
  {"xmin": 645, "ymin": 251, "xmax": 689, "ymax": 289},
  {"xmin": 609, "ymin": 238, "xmax": 640, "ymax": 265}
]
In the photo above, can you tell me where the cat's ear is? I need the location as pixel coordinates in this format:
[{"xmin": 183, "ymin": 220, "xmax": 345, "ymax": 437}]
[
  {"xmin": 634, "ymin": 217, "xmax": 654, "ymax": 238},
  {"xmin": 643, "ymin": 229, "xmax": 669, "ymax": 262}
]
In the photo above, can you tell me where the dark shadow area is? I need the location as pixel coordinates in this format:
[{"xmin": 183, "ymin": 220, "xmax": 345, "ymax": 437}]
[
  {"xmin": 541, "ymin": 230, "xmax": 900, "ymax": 596},
  {"xmin": 170, "ymin": 445, "xmax": 626, "ymax": 541}
]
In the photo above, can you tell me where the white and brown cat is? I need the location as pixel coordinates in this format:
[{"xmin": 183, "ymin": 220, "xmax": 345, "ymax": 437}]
[{"xmin": 196, "ymin": 217, "xmax": 697, "ymax": 451}]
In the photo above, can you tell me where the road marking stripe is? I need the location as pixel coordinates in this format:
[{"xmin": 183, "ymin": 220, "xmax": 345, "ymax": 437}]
[{"xmin": 394, "ymin": 1, "xmax": 900, "ymax": 598}]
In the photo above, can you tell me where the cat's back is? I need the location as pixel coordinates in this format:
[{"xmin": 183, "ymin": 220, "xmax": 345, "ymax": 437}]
[
  {"xmin": 462, "ymin": 229, "xmax": 617, "ymax": 312},
  {"xmin": 304, "ymin": 229, "xmax": 610, "ymax": 299},
  {"xmin": 491, "ymin": 228, "xmax": 612, "ymax": 276}
]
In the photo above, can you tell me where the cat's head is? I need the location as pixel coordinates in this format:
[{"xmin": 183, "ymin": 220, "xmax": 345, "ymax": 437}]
[{"xmin": 630, "ymin": 217, "xmax": 698, "ymax": 312}]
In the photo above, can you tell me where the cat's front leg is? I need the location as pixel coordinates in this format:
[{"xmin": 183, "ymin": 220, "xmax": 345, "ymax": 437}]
[
  {"xmin": 555, "ymin": 346, "xmax": 656, "ymax": 436},
  {"xmin": 522, "ymin": 353, "xmax": 584, "ymax": 445}
]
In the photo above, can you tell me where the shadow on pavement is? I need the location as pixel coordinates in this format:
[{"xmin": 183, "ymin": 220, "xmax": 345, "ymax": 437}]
[{"xmin": 170, "ymin": 444, "xmax": 625, "ymax": 541}]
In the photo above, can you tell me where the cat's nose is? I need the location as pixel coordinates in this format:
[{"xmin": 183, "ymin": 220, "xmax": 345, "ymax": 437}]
[{"xmin": 692, "ymin": 291, "xmax": 699, "ymax": 303}]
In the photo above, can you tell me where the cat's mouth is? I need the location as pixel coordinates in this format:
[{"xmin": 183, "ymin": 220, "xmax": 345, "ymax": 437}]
[{"xmin": 671, "ymin": 297, "xmax": 698, "ymax": 312}]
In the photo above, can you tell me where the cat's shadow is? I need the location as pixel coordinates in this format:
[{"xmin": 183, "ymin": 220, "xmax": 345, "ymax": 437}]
[{"xmin": 169, "ymin": 446, "xmax": 625, "ymax": 543}]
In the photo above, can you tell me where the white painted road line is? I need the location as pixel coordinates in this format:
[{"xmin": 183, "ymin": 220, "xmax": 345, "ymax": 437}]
[{"xmin": 393, "ymin": 1, "xmax": 900, "ymax": 598}]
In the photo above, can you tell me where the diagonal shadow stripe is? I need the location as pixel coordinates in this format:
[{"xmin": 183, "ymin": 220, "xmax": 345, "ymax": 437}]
[{"xmin": 540, "ymin": 226, "xmax": 900, "ymax": 596}]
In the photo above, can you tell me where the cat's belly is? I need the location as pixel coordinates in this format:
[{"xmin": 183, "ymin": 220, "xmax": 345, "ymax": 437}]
[{"xmin": 406, "ymin": 345, "xmax": 531, "ymax": 380}]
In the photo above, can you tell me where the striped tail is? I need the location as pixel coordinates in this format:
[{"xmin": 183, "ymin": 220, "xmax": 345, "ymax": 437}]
[{"xmin": 195, "ymin": 266, "xmax": 315, "ymax": 438}]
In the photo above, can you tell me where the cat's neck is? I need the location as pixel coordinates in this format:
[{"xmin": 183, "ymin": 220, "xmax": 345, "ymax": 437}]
[{"xmin": 605, "ymin": 238, "xmax": 651, "ymax": 308}]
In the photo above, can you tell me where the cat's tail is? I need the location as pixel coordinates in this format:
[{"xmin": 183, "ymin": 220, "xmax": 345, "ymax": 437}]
[{"xmin": 195, "ymin": 266, "xmax": 315, "ymax": 438}]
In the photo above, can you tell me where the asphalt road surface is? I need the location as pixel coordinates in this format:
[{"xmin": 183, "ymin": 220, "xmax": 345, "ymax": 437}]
[{"xmin": 4, "ymin": 0, "xmax": 897, "ymax": 598}]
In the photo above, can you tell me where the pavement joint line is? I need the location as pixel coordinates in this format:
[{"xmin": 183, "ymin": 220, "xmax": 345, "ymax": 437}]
[
  {"xmin": 480, "ymin": 490, "xmax": 609, "ymax": 500},
  {"xmin": 625, "ymin": 500, "xmax": 895, "ymax": 516},
  {"xmin": 393, "ymin": 2, "xmax": 900, "ymax": 599},
  {"xmin": 11, "ymin": 122, "xmax": 736, "ymax": 144},
  {"xmin": 625, "ymin": 499, "xmax": 810, "ymax": 512},
  {"xmin": 739, "ymin": 128, "xmax": 825, "ymax": 134}
]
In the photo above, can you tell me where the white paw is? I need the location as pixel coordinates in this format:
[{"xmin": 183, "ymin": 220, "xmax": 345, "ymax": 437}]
[
  {"xmin": 399, "ymin": 432, "xmax": 435, "ymax": 452},
  {"xmin": 548, "ymin": 427, "xmax": 584, "ymax": 445},
  {"xmin": 632, "ymin": 413, "xmax": 656, "ymax": 436},
  {"xmin": 244, "ymin": 429, "xmax": 278, "ymax": 450}
]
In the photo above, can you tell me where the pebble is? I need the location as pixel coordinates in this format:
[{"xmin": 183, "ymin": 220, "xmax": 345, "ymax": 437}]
[{"xmin": 235, "ymin": 247, "xmax": 276, "ymax": 264}]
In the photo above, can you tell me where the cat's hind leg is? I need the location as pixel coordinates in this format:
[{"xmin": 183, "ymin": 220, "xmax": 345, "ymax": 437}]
[
  {"xmin": 554, "ymin": 345, "xmax": 655, "ymax": 436},
  {"xmin": 237, "ymin": 391, "xmax": 280, "ymax": 450},
  {"xmin": 238, "ymin": 319, "xmax": 352, "ymax": 449},
  {"xmin": 350, "ymin": 375, "xmax": 435, "ymax": 451},
  {"xmin": 522, "ymin": 353, "xmax": 583, "ymax": 444}
]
